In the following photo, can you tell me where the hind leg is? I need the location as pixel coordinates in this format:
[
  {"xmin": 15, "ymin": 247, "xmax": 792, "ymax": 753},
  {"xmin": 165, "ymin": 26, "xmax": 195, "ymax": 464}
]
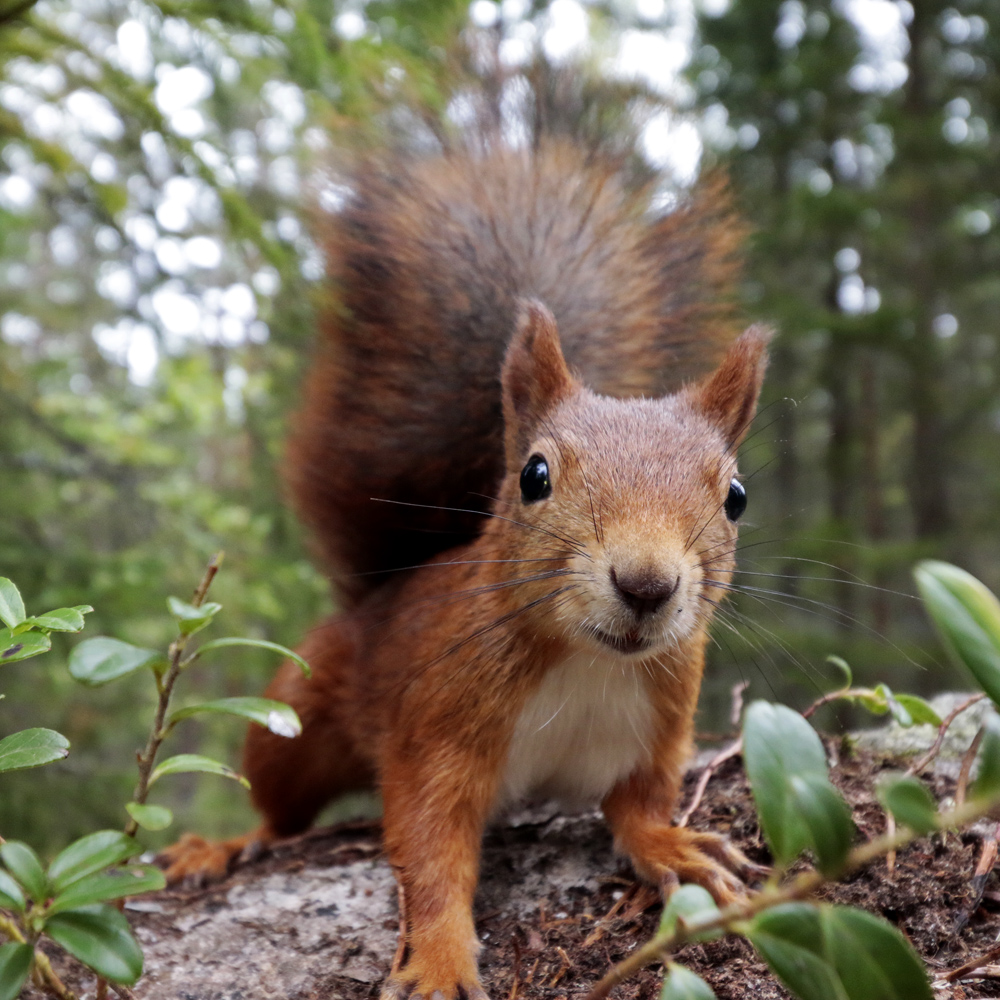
[{"xmin": 161, "ymin": 614, "xmax": 374, "ymax": 883}]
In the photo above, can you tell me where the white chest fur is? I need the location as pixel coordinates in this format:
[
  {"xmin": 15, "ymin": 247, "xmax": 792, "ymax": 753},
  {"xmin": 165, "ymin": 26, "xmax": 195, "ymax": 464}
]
[{"xmin": 499, "ymin": 650, "xmax": 656, "ymax": 811}]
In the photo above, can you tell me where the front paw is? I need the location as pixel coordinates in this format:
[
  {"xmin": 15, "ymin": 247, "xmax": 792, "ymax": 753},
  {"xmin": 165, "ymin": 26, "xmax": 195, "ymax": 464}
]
[
  {"xmin": 629, "ymin": 826, "xmax": 764, "ymax": 908},
  {"xmin": 380, "ymin": 977, "xmax": 488, "ymax": 1000}
]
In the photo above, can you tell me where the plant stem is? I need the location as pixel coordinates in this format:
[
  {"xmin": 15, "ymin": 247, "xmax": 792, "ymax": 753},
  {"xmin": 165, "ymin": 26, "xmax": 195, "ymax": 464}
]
[
  {"xmin": 34, "ymin": 949, "xmax": 78, "ymax": 1000},
  {"xmin": 582, "ymin": 796, "xmax": 996, "ymax": 1000},
  {"xmin": 0, "ymin": 912, "xmax": 25, "ymax": 942},
  {"xmin": 123, "ymin": 552, "xmax": 222, "ymax": 837}
]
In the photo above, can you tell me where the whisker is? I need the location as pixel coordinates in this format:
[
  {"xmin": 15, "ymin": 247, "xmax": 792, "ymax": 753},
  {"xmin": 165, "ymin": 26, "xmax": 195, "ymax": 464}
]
[
  {"xmin": 371, "ymin": 497, "xmax": 591, "ymax": 559},
  {"xmin": 351, "ymin": 555, "xmax": 575, "ymax": 578}
]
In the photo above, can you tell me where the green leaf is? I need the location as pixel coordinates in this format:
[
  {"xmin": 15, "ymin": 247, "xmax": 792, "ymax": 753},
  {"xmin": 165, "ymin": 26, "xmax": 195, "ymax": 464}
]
[
  {"xmin": 0, "ymin": 869, "xmax": 26, "ymax": 912},
  {"xmin": 0, "ymin": 942, "xmax": 33, "ymax": 1000},
  {"xmin": 876, "ymin": 774, "xmax": 939, "ymax": 835},
  {"xmin": 47, "ymin": 831, "xmax": 143, "ymax": 893},
  {"xmin": 743, "ymin": 701, "xmax": 834, "ymax": 866},
  {"xmin": 747, "ymin": 903, "xmax": 932, "ymax": 1000},
  {"xmin": 0, "ymin": 578, "xmax": 26, "ymax": 630},
  {"xmin": 168, "ymin": 697, "xmax": 301, "ymax": 738},
  {"xmin": 26, "ymin": 606, "xmax": 92, "ymax": 633},
  {"xmin": 845, "ymin": 691, "xmax": 889, "ymax": 716},
  {"xmin": 658, "ymin": 884, "xmax": 722, "ymax": 942},
  {"xmin": 45, "ymin": 904, "xmax": 143, "ymax": 984},
  {"xmin": 970, "ymin": 714, "xmax": 1000, "ymax": 803},
  {"xmin": 789, "ymin": 775, "xmax": 854, "ymax": 876},
  {"xmin": 48, "ymin": 865, "xmax": 165, "ymax": 914},
  {"xmin": 914, "ymin": 561, "xmax": 1000, "ymax": 708},
  {"xmin": 149, "ymin": 753, "xmax": 250, "ymax": 788},
  {"xmin": 874, "ymin": 684, "xmax": 913, "ymax": 728},
  {"xmin": 125, "ymin": 802, "xmax": 173, "ymax": 831},
  {"xmin": 825, "ymin": 655, "xmax": 852, "ymax": 689},
  {"xmin": 167, "ymin": 596, "xmax": 223, "ymax": 636},
  {"xmin": 0, "ymin": 628, "xmax": 52, "ymax": 663},
  {"xmin": 0, "ymin": 728, "xmax": 69, "ymax": 773},
  {"xmin": 823, "ymin": 906, "xmax": 932, "ymax": 1000},
  {"xmin": 192, "ymin": 636, "xmax": 311, "ymax": 677},
  {"xmin": 892, "ymin": 695, "xmax": 941, "ymax": 728},
  {"xmin": 746, "ymin": 904, "xmax": 846, "ymax": 1000},
  {"xmin": 68, "ymin": 637, "xmax": 163, "ymax": 686},
  {"xmin": 0, "ymin": 842, "xmax": 47, "ymax": 903},
  {"xmin": 661, "ymin": 963, "xmax": 717, "ymax": 1000}
]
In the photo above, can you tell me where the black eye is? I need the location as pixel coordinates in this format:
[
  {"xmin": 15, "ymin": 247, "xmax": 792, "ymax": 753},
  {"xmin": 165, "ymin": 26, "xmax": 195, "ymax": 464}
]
[
  {"xmin": 725, "ymin": 478, "xmax": 746, "ymax": 521},
  {"xmin": 520, "ymin": 454, "xmax": 551, "ymax": 503}
]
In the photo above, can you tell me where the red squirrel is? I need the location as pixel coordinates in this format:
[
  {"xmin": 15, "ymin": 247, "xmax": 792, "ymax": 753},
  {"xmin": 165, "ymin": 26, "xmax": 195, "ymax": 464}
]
[{"xmin": 163, "ymin": 139, "xmax": 770, "ymax": 1000}]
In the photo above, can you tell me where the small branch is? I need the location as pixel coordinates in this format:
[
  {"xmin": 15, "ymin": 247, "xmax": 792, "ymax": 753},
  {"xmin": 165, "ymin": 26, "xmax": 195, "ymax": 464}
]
[
  {"xmin": 33, "ymin": 950, "xmax": 78, "ymax": 1000},
  {"xmin": 390, "ymin": 874, "xmax": 408, "ymax": 977},
  {"xmin": 678, "ymin": 738, "xmax": 742, "ymax": 828},
  {"xmin": 952, "ymin": 819, "xmax": 1000, "ymax": 936},
  {"xmin": 943, "ymin": 941, "xmax": 1000, "ymax": 983},
  {"xmin": 124, "ymin": 552, "xmax": 224, "ymax": 837},
  {"xmin": 906, "ymin": 692, "xmax": 986, "ymax": 778},
  {"xmin": 506, "ymin": 934, "xmax": 523, "ymax": 1000},
  {"xmin": 0, "ymin": 913, "xmax": 25, "ymax": 942},
  {"xmin": 956, "ymin": 725, "xmax": 985, "ymax": 807},
  {"xmin": 582, "ymin": 796, "xmax": 998, "ymax": 1000}
]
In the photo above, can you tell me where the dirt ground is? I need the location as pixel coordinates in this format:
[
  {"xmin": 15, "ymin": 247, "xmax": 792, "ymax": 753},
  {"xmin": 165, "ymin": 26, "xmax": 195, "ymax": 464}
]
[{"xmin": 29, "ymin": 742, "xmax": 1000, "ymax": 1000}]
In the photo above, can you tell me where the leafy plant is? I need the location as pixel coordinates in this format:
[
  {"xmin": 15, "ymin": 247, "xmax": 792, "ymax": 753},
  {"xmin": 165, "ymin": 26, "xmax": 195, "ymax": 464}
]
[
  {"xmin": 581, "ymin": 561, "xmax": 1000, "ymax": 1000},
  {"xmin": 0, "ymin": 561, "xmax": 308, "ymax": 996}
]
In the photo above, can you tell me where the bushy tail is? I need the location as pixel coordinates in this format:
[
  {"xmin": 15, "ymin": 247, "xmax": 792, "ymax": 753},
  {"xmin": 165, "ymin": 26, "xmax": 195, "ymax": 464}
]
[{"xmin": 286, "ymin": 110, "xmax": 744, "ymax": 608}]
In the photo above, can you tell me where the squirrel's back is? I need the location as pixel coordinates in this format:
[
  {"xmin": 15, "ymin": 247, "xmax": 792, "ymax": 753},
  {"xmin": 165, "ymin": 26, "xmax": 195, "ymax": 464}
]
[{"xmin": 286, "ymin": 139, "xmax": 744, "ymax": 604}]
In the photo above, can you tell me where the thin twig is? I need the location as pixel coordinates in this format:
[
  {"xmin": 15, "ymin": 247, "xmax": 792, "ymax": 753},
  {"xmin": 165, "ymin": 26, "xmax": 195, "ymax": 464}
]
[
  {"xmin": 943, "ymin": 941, "xmax": 1000, "ymax": 983},
  {"xmin": 582, "ymin": 795, "xmax": 998, "ymax": 1000},
  {"xmin": 677, "ymin": 739, "xmax": 742, "ymax": 828},
  {"xmin": 123, "ymin": 552, "xmax": 224, "ymax": 836},
  {"xmin": 390, "ymin": 873, "xmax": 408, "ymax": 977},
  {"xmin": 956, "ymin": 726, "xmax": 985, "ymax": 807},
  {"xmin": 906, "ymin": 693, "xmax": 986, "ymax": 778},
  {"xmin": 506, "ymin": 933, "xmax": 523, "ymax": 1000},
  {"xmin": 952, "ymin": 819, "xmax": 1000, "ymax": 936},
  {"xmin": 33, "ymin": 950, "xmax": 77, "ymax": 1000}
]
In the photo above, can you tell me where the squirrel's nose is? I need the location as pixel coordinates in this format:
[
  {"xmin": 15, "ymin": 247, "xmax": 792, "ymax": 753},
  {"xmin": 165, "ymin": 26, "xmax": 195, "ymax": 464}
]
[{"xmin": 610, "ymin": 567, "xmax": 679, "ymax": 618}]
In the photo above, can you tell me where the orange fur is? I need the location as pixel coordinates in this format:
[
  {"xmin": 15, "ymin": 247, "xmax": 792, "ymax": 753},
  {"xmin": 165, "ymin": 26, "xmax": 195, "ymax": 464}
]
[{"xmin": 163, "ymin": 143, "xmax": 769, "ymax": 1000}]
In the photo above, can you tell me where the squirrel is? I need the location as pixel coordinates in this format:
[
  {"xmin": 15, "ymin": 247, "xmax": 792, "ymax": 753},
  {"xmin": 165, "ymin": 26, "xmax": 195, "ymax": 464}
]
[{"xmin": 162, "ymin": 137, "xmax": 771, "ymax": 1000}]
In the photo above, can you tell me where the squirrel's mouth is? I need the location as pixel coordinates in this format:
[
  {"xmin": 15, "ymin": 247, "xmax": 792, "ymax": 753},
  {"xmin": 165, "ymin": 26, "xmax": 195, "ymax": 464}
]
[{"xmin": 593, "ymin": 628, "xmax": 651, "ymax": 655}]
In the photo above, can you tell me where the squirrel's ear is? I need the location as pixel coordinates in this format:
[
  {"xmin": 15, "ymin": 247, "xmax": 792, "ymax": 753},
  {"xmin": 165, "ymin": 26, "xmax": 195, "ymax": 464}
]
[
  {"xmin": 502, "ymin": 300, "xmax": 578, "ymax": 464},
  {"xmin": 689, "ymin": 324, "xmax": 772, "ymax": 447}
]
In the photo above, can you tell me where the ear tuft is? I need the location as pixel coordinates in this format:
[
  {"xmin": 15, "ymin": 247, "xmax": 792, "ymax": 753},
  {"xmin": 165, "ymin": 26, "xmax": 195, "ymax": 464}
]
[
  {"xmin": 691, "ymin": 324, "xmax": 772, "ymax": 447},
  {"xmin": 501, "ymin": 300, "xmax": 578, "ymax": 465}
]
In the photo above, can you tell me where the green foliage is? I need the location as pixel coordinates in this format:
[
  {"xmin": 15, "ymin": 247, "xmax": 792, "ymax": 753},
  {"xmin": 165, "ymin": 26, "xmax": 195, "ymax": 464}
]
[
  {"xmin": 876, "ymin": 774, "xmax": 938, "ymax": 835},
  {"xmin": 661, "ymin": 964, "xmax": 717, "ymax": 1000},
  {"xmin": 915, "ymin": 560, "xmax": 1000, "ymax": 707},
  {"xmin": 44, "ymin": 905, "xmax": 144, "ymax": 984},
  {"xmin": 0, "ymin": 727, "xmax": 69, "ymax": 772},
  {"xmin": 745, "ymin": 904, "xmax": 933, "ymax": 1000},
  {"xmin": 658, "ymin": 885, "xmax": 721, "ymax": 943},
  {"xmin": 124, "ymin": 802, "xmax": 173, "ymax": 831},
  {"xmin": 0, "ymin": 942, "xmax": 33, "ymax": 1000},
  {"xmin": 68, "ymin": 637, "xmax": 163, "ymax": 686},
  {"xmin": 0, "ymin": 569, "xmax": 305, "ymax": 988},
  {"xmin": 970, "ymin": 714, "xmax": 1000, "ymax": 803},
  {"xmin": 148, "ymin": 752, "xmax": 249, "ymax": 788},
  {"xmin": 167, "ymin": 696, "xmax": 301, "ymax": 737},
  {"xmin": 743, "ymin": 701, "xmax": 854, "ymax": 875}
]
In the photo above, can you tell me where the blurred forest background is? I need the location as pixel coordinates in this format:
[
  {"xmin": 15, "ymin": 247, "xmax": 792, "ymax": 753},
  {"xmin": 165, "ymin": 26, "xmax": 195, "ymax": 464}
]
[{"xmin": 1, "ymin": 0, "xmax": 998, "ymax": 853}]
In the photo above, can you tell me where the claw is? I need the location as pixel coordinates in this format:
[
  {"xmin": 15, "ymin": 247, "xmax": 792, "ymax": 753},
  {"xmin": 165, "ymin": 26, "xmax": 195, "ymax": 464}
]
[{"xmin": 380, "ymin": 981, "xmax": 410, "ymax": 1000}]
